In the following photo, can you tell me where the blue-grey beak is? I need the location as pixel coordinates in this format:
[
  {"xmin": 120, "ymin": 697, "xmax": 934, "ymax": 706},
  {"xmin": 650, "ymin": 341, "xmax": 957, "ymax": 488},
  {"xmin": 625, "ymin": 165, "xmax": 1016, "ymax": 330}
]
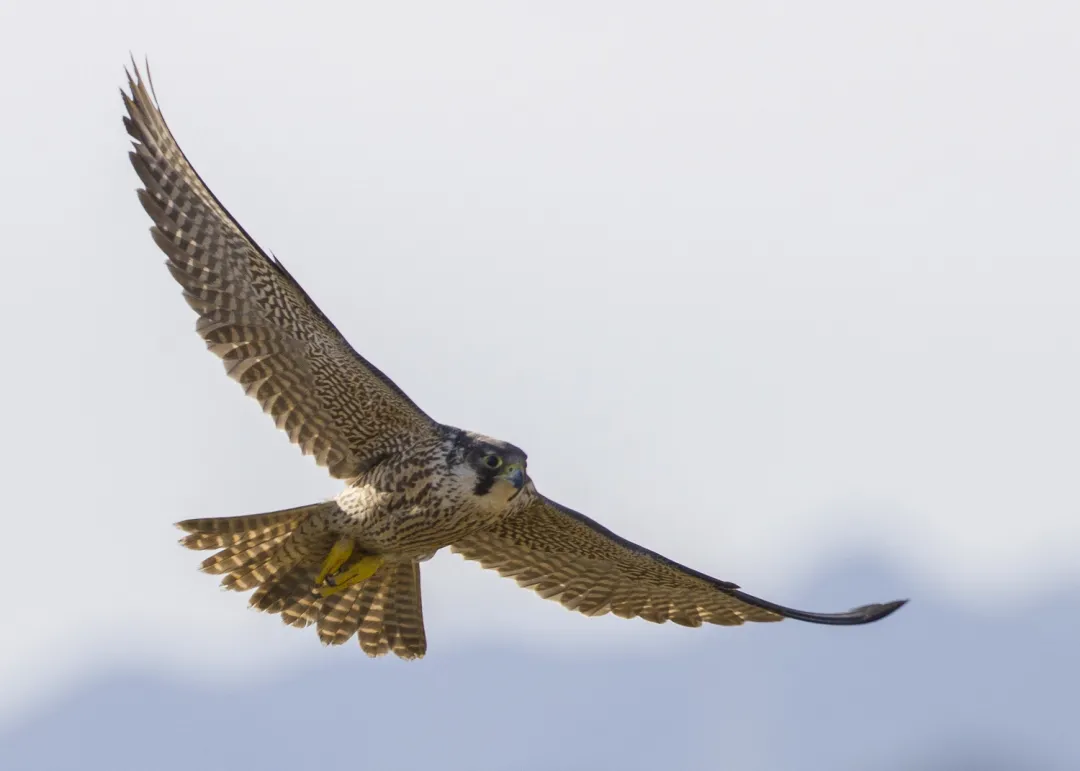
[{"xmin": 503, "ymin": 464, "xmax": 526, "ymax": 490}]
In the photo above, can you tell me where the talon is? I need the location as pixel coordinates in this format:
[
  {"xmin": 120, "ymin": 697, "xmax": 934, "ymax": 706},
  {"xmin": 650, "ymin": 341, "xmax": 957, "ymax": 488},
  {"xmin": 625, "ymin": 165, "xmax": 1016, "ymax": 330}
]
[
  {"xmin": 316, "ymin": 537, "xmax": 355, "ymax": 585},
  {"xmin": 318, "ymin": 556, "xmax": 385, "ymax": 597}
]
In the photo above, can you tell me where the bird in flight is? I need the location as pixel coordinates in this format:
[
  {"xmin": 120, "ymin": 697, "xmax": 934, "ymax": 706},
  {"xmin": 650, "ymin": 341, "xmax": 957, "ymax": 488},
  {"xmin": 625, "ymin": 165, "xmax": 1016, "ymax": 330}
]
[{"xmin": 121, "ymin": 60, "xmax": 906, "ymax": 660}]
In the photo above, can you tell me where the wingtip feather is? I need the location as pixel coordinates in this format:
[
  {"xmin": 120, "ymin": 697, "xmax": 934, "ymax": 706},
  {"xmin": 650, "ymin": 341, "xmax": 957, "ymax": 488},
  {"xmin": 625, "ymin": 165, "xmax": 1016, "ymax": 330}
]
[{"xmin": 851, "ymin": 598, "xmax": 908, "ymax": 623}]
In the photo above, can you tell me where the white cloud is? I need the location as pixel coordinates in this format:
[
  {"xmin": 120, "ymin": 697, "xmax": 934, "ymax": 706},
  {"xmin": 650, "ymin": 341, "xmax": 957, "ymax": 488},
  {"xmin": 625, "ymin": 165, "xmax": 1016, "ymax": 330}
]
[{"xmin": 1, "ymin": 0, "xmax": 1078, "ymax": 723}]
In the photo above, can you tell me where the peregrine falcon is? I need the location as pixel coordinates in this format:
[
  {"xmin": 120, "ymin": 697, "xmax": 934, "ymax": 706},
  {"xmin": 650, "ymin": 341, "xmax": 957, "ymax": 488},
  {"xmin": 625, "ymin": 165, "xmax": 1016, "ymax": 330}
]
[{"xmin": 121, "ymin": 62, "xmax": 906, "ymax": 660}]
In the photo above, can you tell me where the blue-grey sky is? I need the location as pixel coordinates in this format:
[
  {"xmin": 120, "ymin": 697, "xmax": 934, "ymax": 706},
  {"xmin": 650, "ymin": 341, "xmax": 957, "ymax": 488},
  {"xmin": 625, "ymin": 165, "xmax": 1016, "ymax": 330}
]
[{"xmin": 0, "ymin": 1, "xmax": 1077, "ymax": 765}]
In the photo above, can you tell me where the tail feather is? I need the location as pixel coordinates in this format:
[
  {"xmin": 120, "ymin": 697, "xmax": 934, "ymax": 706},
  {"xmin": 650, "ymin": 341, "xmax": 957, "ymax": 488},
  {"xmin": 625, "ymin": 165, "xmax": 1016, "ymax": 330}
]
[
  {"xmin": 198, "ymin": 531, "xmax": 292, "ymax": 575},
  {"xmin": 355, "ymin": 572, "xmax": 393, "ymax": 656},
  {"xmin": 219, "ymin": 531, "xmax": 329, "ymax": 592},
  {"xmin": 180, "ymin": 520, "xmax": 295, "ymax": 551},
  {"xmin": 250, "ymin": 563, "xmax": 318, "ymax": 616},
  {"xmin": 317, "ymin": 582, "xmax": 371, "ymax": 646},
  {"xmin": 313, "ymin": 562, "xmax": 426, "ymax": 658},
  {"xmin": 356, "ymin": 562, "xmax": 427, "ymax": 659},
  {"xmin": 178, "ymin": 502, "xmax": 334, "ymax": 594},
  {"xmin": 177, "ymin": 505, "xmax": 312, "ymax": 536},
  {"xmin": 277, "ymin": 570, "xmax": 323, "ymax": 629},
  {"xmin": 176, "ymin": 501, "xmax": 427, "ymax": 659},
  {"xmin": 383, "ymin": 563, "xmax": 426, "ymax": 660}
]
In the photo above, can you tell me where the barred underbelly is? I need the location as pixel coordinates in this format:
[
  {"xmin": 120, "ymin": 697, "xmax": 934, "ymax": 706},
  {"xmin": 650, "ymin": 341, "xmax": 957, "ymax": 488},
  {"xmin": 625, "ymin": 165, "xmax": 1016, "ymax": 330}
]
[
  {"xmin": 351, "ymin": 505, "xmax": 488, "ymax": 557},
  {"xmin": 334, "ymin": 486, "xmax": 492, "ymax": 557}
]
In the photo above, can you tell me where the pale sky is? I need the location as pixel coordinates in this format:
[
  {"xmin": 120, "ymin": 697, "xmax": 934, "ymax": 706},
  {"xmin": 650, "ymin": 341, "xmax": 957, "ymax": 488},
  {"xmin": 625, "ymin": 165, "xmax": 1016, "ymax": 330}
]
[{"xmin": 1, "ymin": 0, "xmax": 1078, "ymax": 727}]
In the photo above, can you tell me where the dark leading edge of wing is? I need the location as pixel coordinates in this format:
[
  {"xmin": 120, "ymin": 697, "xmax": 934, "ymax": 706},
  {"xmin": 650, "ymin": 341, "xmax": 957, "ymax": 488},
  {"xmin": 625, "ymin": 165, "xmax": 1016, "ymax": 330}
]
[{"xmin": 726, "ymin": 590, "xmax": 907, "ymax": 626}]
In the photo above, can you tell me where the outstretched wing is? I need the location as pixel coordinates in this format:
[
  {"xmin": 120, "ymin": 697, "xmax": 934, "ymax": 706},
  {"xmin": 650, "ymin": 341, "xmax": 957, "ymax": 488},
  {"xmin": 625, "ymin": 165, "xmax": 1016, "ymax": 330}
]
[
  {"xmin": 122, "ymin": 62, "xmax": 437, "ymax": 479},
  {"xmin": 453, "ymin": 493, "xmax": 906, "ymax": 627}
]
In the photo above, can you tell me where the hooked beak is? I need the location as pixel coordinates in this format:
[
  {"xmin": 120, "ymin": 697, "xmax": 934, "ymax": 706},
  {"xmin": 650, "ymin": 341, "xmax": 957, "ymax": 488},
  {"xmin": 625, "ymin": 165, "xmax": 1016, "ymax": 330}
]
[{"xmin": 501, "ymin": 463, "xmax": 526, "ymax": 490}]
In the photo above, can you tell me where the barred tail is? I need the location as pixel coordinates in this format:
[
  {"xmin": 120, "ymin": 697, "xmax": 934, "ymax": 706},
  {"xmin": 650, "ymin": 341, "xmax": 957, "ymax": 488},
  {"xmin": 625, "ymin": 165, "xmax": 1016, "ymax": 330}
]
[
  {"xmin": 316, "ymin": 562, "xmax": 427, "ymax": 659},
  {"xmin": 176, "ymin": 502, "xmax": 427, "ymax": 659}
]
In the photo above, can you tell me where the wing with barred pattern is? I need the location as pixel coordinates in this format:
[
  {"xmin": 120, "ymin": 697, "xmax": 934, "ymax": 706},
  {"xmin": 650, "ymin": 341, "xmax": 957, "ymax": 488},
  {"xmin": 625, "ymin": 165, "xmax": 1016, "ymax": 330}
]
[
  {"xmin": 122, "ymin": 61, "xmax": 437, "ymax": 479},
  {"xmin": 453, "ymin": 493, "xmax": 907, "ymax": 627}
]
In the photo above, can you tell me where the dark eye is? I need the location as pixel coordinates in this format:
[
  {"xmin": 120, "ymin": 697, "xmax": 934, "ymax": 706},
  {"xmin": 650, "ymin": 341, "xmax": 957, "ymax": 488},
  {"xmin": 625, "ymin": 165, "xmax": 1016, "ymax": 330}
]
[{"xmin": 483, "ymin": 454, "xmax": 503, "ymax": 469}]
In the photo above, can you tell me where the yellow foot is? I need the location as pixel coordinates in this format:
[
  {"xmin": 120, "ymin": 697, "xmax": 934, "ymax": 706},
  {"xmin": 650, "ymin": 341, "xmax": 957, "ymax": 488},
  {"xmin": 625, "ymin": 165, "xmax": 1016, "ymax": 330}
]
[
  {"xmin": 318, "ymin": 556, "xmax": 385, "ymax": 597},
  {"xmin": 316, "ymin": 537, "xmax": 355, "ymax": 585}
]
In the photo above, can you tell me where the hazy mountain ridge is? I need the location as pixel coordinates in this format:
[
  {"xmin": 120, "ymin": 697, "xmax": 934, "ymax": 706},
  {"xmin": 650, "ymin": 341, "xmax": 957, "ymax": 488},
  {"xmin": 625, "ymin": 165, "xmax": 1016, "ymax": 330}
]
[{"xmin": 2, "ymin": 562, "xmax": 1072, "ymax": 770}]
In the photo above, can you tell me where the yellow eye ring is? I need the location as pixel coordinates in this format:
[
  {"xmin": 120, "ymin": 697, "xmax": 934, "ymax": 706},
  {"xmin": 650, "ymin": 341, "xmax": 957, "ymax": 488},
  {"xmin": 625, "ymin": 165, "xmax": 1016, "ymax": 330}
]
[{"xmin": 483, "ymin": 454, "xmax": 503, "ymax": 470}]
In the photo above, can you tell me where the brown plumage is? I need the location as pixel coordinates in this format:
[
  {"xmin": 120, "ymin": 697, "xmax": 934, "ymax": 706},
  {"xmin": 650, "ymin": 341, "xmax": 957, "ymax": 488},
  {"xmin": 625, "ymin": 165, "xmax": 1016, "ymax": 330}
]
[{"xmin": 122, "ymin": 59, "xmax": 906, "ymax": 661}]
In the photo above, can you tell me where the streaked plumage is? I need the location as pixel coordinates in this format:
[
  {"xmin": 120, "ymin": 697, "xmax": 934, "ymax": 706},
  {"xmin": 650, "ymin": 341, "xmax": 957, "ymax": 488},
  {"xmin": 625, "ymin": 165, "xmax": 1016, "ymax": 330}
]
[{"xmin": 121, "ymin": 60, "xmax": 906, "ymax": 661}]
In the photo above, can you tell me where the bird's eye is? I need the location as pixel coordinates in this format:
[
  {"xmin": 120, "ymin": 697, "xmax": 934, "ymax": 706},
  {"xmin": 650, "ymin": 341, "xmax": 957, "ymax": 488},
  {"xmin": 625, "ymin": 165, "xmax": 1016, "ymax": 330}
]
[{"xmin": 482, "ymin": 454, "xmax": 503, "ymax": 469}]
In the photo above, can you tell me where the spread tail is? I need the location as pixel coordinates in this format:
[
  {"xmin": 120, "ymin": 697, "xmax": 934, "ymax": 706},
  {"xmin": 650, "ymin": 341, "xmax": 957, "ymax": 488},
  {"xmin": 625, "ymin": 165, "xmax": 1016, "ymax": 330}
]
[{"xmin": 176, "ymin": 503, "xmax": 427, "ymax": 659}]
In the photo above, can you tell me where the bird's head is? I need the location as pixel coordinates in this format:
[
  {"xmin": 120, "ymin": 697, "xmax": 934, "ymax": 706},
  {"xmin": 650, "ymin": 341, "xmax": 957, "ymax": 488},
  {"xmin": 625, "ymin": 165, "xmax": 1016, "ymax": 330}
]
[{"xmin": 455, "ymin": 431, "xmax": 530, "ymax": 504}]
